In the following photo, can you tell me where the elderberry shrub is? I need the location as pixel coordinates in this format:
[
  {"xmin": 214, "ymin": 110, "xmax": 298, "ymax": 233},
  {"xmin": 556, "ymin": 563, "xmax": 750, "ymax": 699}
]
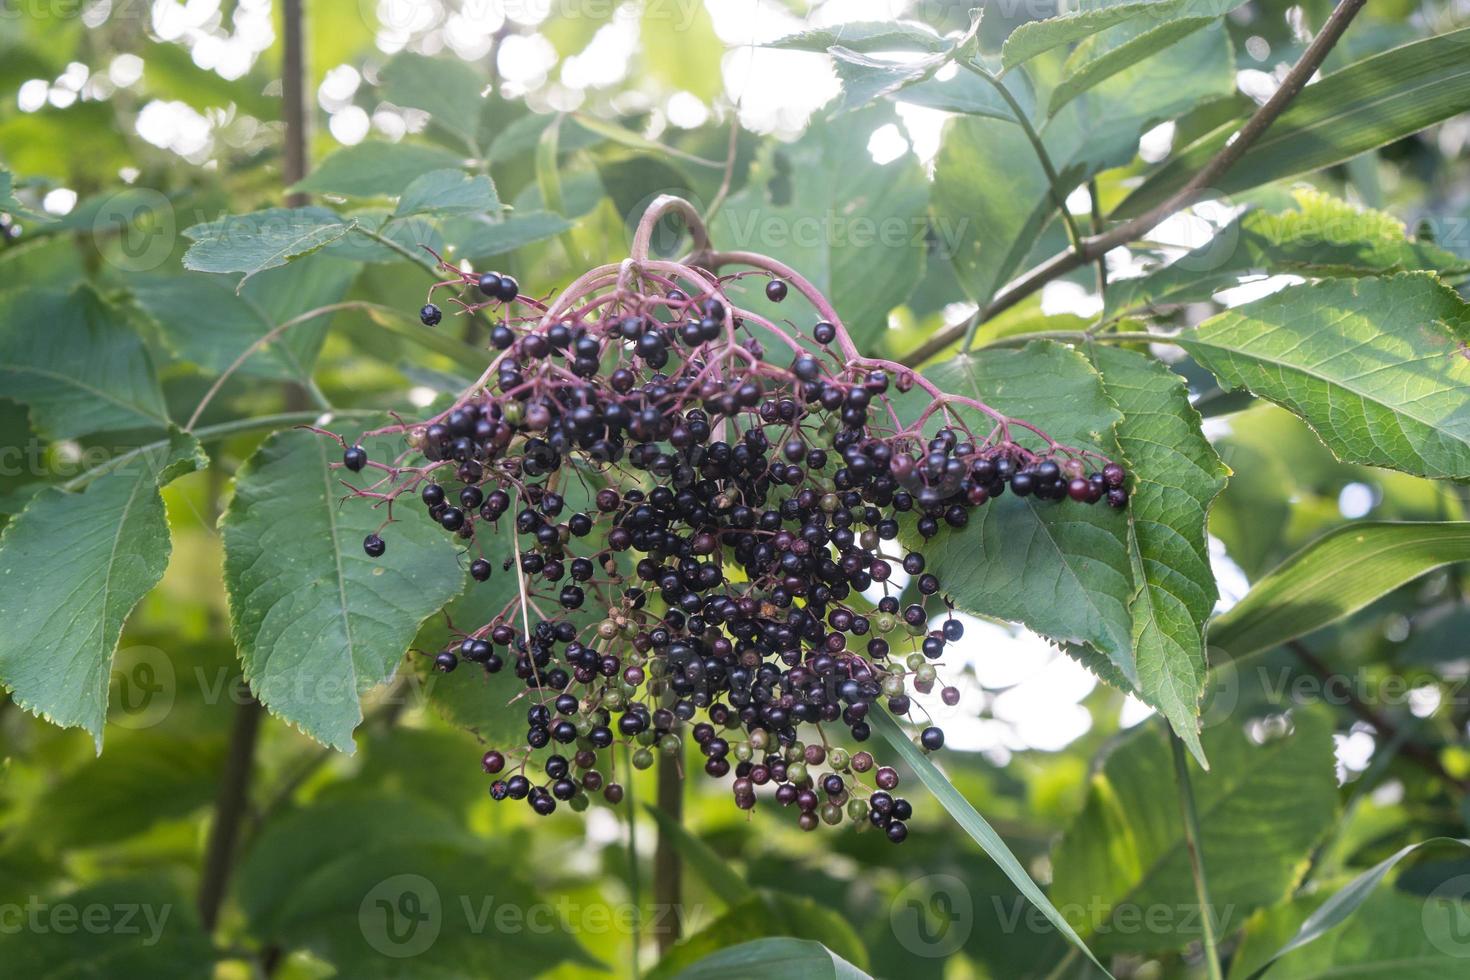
[{"xmin": 324, "ymin": 236, "xmax": 1126, "ymax": 840}]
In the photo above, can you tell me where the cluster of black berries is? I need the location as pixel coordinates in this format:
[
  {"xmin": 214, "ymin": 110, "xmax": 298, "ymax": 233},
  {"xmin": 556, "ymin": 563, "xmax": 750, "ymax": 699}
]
[{"xmin": 329, "ymin": 248, "xmax": 1126, "ymax": 841}]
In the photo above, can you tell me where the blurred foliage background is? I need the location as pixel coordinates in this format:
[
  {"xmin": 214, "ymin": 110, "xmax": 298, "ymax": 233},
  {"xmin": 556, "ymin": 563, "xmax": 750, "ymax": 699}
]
[{"xmin": 1, "ymin": 0, "xmax": 1469, "ymax": 977}]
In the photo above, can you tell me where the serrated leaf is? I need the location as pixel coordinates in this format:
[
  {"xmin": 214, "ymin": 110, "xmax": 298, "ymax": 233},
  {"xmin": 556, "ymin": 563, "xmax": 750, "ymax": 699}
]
[
  {"xmin": 652, "ymin": 896, "xmax": 869, "ymax": 979},
  {"xmin": 714, "ymin": 108, "xmax": 927, "ymax": 351},
  {"xmin": 671, "ymin": 939, "xmax": 871, "ymax": 980},
  {"xmin": 221, "ymin": 427, "xmax": 464, "ymax": 752},
  {"xmin": 1107, "ymin": 189, "xmax": 1470, "ymax": 316},
  {"xmin": 0, "ymin": 168, "xmax": 49, "ymax": 221},
  {"xmin": 1210, "ymin": 522, "xmax": 1470, "ymax": 662},
  {"xmin": 129, "ymin": 255, "xmax": 360, "ymax": 382},
  {"xmin": 380, "ymin": 52, "xmax": 486, "ymax": 152},
  {"xmin": 445, "ymin": 210, "xmax": 574, "ymax": 259},
  {"xmin": 0, "ymin": 876, "xmax": 215, "ymax": 976},
  {"xmin": 828, "ymin": 46, "xmax": 936, "ymax": 115},
  {"xmin": 1232, "ymin": 839, "xmax": 1470, "ymax": 980},
  {"xmin": 765, "ymin": 21, "xmax": 946, "ymax": 54},
  {"xmin": 1092, "ymin": 346, "xmax": 1228, "ymax": 763},
  {"xmin": 923, "ymin": 343, "xmax": 1136, "ymax": 683},
  {"xmin": 1180, "ymin": 273, "xmax": 1470, "ymax": 480},
  {"xmin": 0, "ymin": 430, "xmax": 207, "ymax": 748},
  {"xmin": 1116, "ymin": 28, "xmax": 1470, "ymax": 218},
  {"xmin": 392, "ymin": 168, "xmax": 499, "ymax": 218},
  {"xmin": 292, "ymin": 141, "xmax": 467, "ymax": 198},
  {"xmin": 1051, "ymin": 711, "xmax": 1337, "ymax": 953},
  {"xmin": 0, "ymin": 284, "xmax": 170, "ymax": 439},
  {"xmin": 182, "ymin": 207, "xmax": 353, "ymax": 288}
]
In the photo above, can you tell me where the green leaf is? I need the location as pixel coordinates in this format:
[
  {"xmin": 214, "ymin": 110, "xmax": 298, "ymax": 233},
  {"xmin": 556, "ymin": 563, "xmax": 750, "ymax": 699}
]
[
  {"xmin": 827, "ymin": 47, "xmax": 936, "ymax": 115},
  {"xmin": 0, "ymin": 430, "xmax": 207, "ymax": 749},
  {"xmin": 0, "ymin": 876, "xmax": 215, "ymax": 976},
  {"xmin": 640, "ymin": 0, "xmax": 725, "ymax": 101},
  {"xmin": 714, "ymin": 108, "xmax": 928, "ymax": 351},
  {"xmin": 393, "ymin": 168, "xmax": 499, "ymax": 218},
  {"xmin": 1092, "ymin": 346, "xmax": 1228, "ymax": 763},
  {"xmin": 1210, "ymin": 522, "xmax": 1470, "ymax": 662},
  {"xmin": 644, "ymin": 804, "xmax": 755, "ymax": 906},
  {"xmin": 652, "ymin": 895, "xmax": 869, "ymax": 978},
  {"xmin": 871, "ymin": 709, "xmax": 1117, "ymax": 978},
  {"xmin": 237, "ymin": 796, "xmax": 473, "ymax": 934},
  {"xmin": 1116, "ymin": 28, "xmax": 1470, "ymax": 218},
  {"xmin": 1233, "ymin": 838, "xmax": 1470, "ymax": 980},
  {"xmin": 1050, "ymin": 711, "xmax": 1337, "ymax": 953},
  {"xmin": 182, "ymin": 207, "xmax": 354, "ymax": 289},
  {"xmin": 765, "ymin": 22, "xmax": 946, "ymax": 54},
  {"xmin": 891, "ymin": 64, "xmax": 1035, "ymax": 120},
  {"xmin": 29, "ymin": 730, "xmax": 226, "ymax": 846},
  {"xmin": 1106, "ymin": 189, "xmax": 1470, "ymax": 316},
  {"xmin": 0, "ymin": 284, "xmax": 170, "ymax": 439},
  {"xmin": 931, "ymin": 113, "xmax": 1053, "ymax": 309},
  {"xmin": 292, "ymin": 141, "xmax": 467, "ymax": 198},
  {"xmin": 937, "ymin": 23, "xmax": 1232, "ymax": 308},
  {"xmin": 1002, "ymin": 0, "xmax": 1174, "ymax": 67},
  {"xmin": 923, "ymin": 343, "xmax": 1136, "ymax": 684},
  {"xmin": 445, "ymin": 210, "xmax": 575, "ymax": 260},
  {"xmin": 129, "ymin": 255, "xmax": 360, "ymax": 383},
  {"xmin": 1180, "ymin": 274, "xmax": 1470, "ymax": 480},
  {"xmin": 1047, "ymin": 14, "xmax": 1222, "ymax": 115},
  {"xmin": 670, "ymin": 938, "xmax": 871, "ymax": 980},
  {"xmin": 380, "ymin": 52, "xmax": 486, "ymax": 153},
  {"xmin": 238, "ymin": 797, "xmax": 596, "ymax": 976},
  {"xmin": 221, "ymin": 427, "xmax": 464, "ymax": 752},
  {"xmin": 0, "ymin": 168, "xmax": 48, "ymax": 221}
]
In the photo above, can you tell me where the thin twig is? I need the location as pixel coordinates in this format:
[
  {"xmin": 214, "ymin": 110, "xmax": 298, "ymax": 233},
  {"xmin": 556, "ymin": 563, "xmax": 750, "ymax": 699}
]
[
  {"xmin": 1171, "ymin": 732, "xmax": 1224, "ymax": 980},
  {"xmin": 899, "ymin": 0, "xmax": 1369, "ymax": 367}
]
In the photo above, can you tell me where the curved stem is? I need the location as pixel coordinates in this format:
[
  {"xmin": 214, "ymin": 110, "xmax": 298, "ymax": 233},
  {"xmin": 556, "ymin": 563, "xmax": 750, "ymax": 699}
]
[
  {"xmin": 631, "ymin": 195, "xmax": 713, "ymax": 263},
  {"xmin": 186, "ymin": 301, "xmax": 375, "ymax": 431}
]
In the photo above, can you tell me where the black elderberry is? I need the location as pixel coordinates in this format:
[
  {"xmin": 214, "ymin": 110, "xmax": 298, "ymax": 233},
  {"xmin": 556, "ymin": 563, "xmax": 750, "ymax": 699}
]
[
  {"xmin": 363, "ymin": 534, "xmax": 385, "ymax": 558},
  {"xmin": 420, "ymin": 303, "xmax": 442, "ymax": 326},
  {"xmin": 766, "ymin": 279, "xmax": 788, "ymax": 302},
  {"xmin": 478, "ymin": 272, "xmax": 503, "ymax": 296},
  {"xmin": 470, "ymin": 558, "xmax": 492, "ymax": 582},
  {"xmin": 343, "ymin": 445, "xmax": 367, "ymax": 471}
]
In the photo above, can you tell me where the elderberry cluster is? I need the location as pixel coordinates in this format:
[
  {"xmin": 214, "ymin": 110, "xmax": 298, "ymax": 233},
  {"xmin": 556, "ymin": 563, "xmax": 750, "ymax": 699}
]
[{"xmin": 327, "ymin": 229, "xmax": 1126, "ymax": 841}]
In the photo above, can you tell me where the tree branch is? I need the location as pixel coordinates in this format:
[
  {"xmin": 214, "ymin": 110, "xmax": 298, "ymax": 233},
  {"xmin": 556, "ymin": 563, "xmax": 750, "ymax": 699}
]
[{"xmin": 899, "ymin": 0, "xmax": 1369, "ymax": 367}]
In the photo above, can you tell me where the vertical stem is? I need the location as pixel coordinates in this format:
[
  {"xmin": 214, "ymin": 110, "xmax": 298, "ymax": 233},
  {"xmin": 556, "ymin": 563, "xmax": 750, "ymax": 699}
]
[
  {"xmin": 1170, "ymin": 733, "xmax": 1224, "ymax": 980},
  {"xmin": 623, "ymin": 744, "xmax": 644, "ymax": 979},
  {"xmin": 653, "ymin": 752, "xmax": 683, "ymax": 955},
  {"xmin": 1087, "ymin": 179, "xmax": 1107, "ymax": 299},
  {"xmin": 198, "ymin": 682, "xmax": 265, "ymax": 931},
  {"xmin": 282, "ymin": 0, "xmax": 309, "ymax": 207},
  {"xmin": 200, "ymin": 0, "xmax": 310, "ymax": 935}
]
